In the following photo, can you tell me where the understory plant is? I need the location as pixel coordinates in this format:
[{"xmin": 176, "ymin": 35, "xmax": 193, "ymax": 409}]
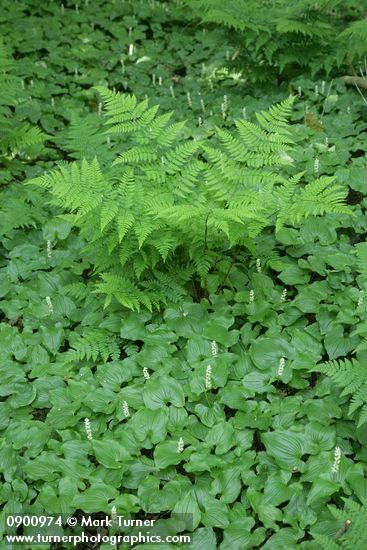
[
  {"xmin": 29, "ymin": 89, "xmax": 350, "ymax": 310},
  {"xmin": 184, "ymin": 0, "xmax": 367, "ymax": 80}
]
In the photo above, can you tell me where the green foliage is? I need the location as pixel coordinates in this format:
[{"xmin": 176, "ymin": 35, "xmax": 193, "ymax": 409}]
[
  {"xmin": 184, "ymin": 0, "xmax": 367, "ymax": 78},
  {"xmin": 2, "ymin": 2, "xmax": 367, "ymax": 549},
  {"xmin": 313, "ymin": 359, "xmax": 367, "ymax": 427},
  {"xmin": 64, "ymin": 329, "xmax": 121, "ymax": 363},
  {"xmin": 29, "ymin": 90, "xmax": 350, "ymax": 310},
  {"xmin": 0, "ymin": 42, "xmax": 48, "ymax": 165},
  {"xmin": 312, "ymin": 498, "xmax": 367, "ymax": 549}
]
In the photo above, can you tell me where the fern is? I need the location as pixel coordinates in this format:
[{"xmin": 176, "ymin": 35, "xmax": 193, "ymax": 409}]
[
  {"xmin": 312, "ymin": 498, "xmax": 367, "ymax": 549},
  {"xmin": 312, "ymin": 359, "xmax": 367, "ymax": 427},
  {"xmin": 28, "ymin": 89, "xmax": 351, "ymax": 310},
  {"xmin": 64, "ymin": 329, "xmax": 121, "ymax": 363}
]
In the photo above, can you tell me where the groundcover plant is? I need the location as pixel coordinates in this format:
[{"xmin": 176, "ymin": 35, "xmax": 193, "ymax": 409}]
[{"xmin": 1, "ymin": 1, "xmax": 367, "ymax": 549}]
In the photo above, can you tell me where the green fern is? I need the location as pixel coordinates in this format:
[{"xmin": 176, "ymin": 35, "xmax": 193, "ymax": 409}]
[
  {"xmin": 312, "ymin": 359, "xmax": 367, "ymax": 427},
  {"xmin": 28, "ymin": 89, "xmax": 351, "ymax": 310},
  {"xmin": 312, "ymin": 498, "xmax": 367, "ymax": 549},
  {"xmin": 64, "ymin": 329, "xmax": 121, "ymax": 363}
]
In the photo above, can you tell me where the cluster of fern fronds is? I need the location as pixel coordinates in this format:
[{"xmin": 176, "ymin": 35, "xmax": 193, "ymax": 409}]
[{"xmin": 29, "ymin": 88, "xmax": 350, "ymax": 311}]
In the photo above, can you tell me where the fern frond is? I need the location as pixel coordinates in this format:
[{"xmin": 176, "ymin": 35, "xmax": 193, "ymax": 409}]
[
  {"xmin": 64, "ymin": 329, "xmax": 120, "ymax": 363},
  {"xmin": 163, "ymin": 141, "xmax": 199, "ymax": 173},
  {"xmin": 313, "ymin": 359, "xmax": 367, "ymax": 426},
  {"xmin": 313, "ymin": 498, "xmax": 367, "ymax": 549},
  {"xmin": 276, "ymin": 176, "xmax": 351, "ymax": 232},
  {"xmin": 56, "ymin": 114, "xmax": 105, "ymax": 161},
  {"xmin": 113, "ymin": 145, "xmax": 158, "ymax": 165},
  {"xmin": 94, "ymin": 273, "xmax": 156, "ymax": 311}
]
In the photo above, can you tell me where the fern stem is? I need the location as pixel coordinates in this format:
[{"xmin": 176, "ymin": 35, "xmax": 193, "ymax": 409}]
[
  {"xmin": 203, "ymin": 212, "xmax": 210, "ymax": 252},
  {"xmin": 217, "ymin": 250, "xmax": 239, "ymax": 293}
]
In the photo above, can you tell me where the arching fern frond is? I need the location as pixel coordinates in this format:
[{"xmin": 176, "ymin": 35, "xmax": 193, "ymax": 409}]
[
  {"xmin": 64, "ymin": 329, "xmax": 121, "ymax": 363},
  {"xmin": 312, "ymin": 359, "xmax": 367, "ymax": 426}
]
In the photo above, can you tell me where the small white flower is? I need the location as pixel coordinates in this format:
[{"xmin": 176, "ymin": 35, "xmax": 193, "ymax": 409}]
[
  {"xmin": 46, "ymin": 240, "xmax": 52, "ymax": 259},
  {"xmin": 347, "ymin": 106, "xmax": 351, "ymax": 114},
  {"xmin": 314, "ymin": 158, "xmax": 319, "ymax": 174},
  {"xmin": 51, "ymin": 97, "xmax": 55, "ymax": 107},
  {"xmin": 256, "ymin": 258, "xmax": 261, "ymax": 273},
  {"xmin": 315, "ymin": 84, "xmax": 319, "ymax": 98},
  {"xmin": 249, "ymin": 290, "xmax": 255, "ymax": 304},
  {"xmin": 177, "ymin": 437, "xmax": 184, "ymax": 453},
  {"xmin": 152, "ymin": 73, "xmax": 156, "ymax": 85},
  {"xmin": 186, "ymin": 92, "xmax": 192, "ymax": 108},
  {"xmin": 169, "ymin": 85, "xmax": 175, "ymax": 98},
  {"xmin": 277, "ymin": 357, "xmax": 285, "ymax": 377},
  {"xmin": 321, "ymin": 80, "xmax": 325, "ymax": 94},
  {"xmin": 211, "ymin": 341, "xmax": 218, "ymax": 357},
  {"xmin": 136, "ymin": 56, "xmax": 151, "ymax": 64},
  {"xmin": 221, "ymin": 95, "xmax": 228, "ymax": 120},
  {"xmin": 198, "ymin": 116, "xmax": 203, "ymax": 127},
  {"xmin": 84, "ymin": 418, "xmax": 93, "ymax": 441},
  {"xmin": 205, "ymin": 365, "xmax": 212, "ymax": 390},
  {"xmin": 158, "ymin": 76, "xmax": 162, "ymax": 86},
  {"xmin": 45, "ymin": 296, "xmax": 54, "ymax": 314},
  {"xmin": 122, "ymin": 401, "xmax": 130, "ymax": 418},
  {"xmin": 280, "ymin": 288, "xmax": 287, "ymax": 302},
  {"xmin": 231, "ymin": 48, "xmax": 240, "ymax": 60},
  {"xmin": 331, "ymin": 446, "xmax": 341, "ymax": 473},
  {"xmin": 325, "ymin": 136, "xmax": 329, "ymax": 147},
  {"xmin": 128, "ymin": 43, "xmax": 134, "ymax": 56},
  {"xmin": 98, "ymin": 102, "xmax": 103, "ymax": 116},
  {"xmin": 297, "ymin": 86, "xmax": 302, "ymax": 97},
  {"xmin": 358, "ymin": 290, "xmax": 364, "ymax": 307},
  {"xmin": 111, "ymin": 505, "xmax": 117, "ymax": 524},
  {"xmin": 200, "ymin": 99, "xmax": 206, "ymax": 113},
  {"xmin": 143, "ymin": 367, "xmax": 150, "ymax": 380}
]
